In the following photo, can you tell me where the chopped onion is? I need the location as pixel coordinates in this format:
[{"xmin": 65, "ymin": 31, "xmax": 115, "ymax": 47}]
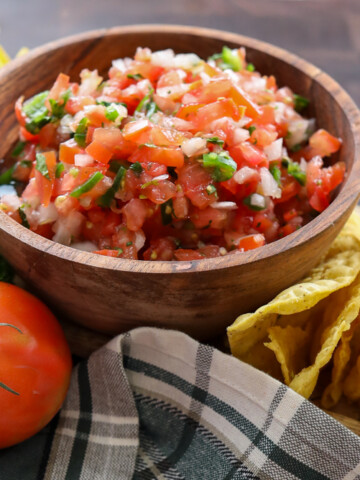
[
  {"xmin": 210, "ymin": 202, "xmax": 238, "ymax": 210},
  {"xmin": 152, "ymin": 174, "xmax": 169, "ymax": 182},
  {"xmin": 38, "ymin": 203, "xmax": 58, "ymax": 225},
  {"xmin": 236, "ymin": 116, "xmax": 252, "ymax": 128},
  {"xmin": 79, "ymin": 69, "xmax": 103, "ymax": 96},
  {"xmin": 272, "ymin": 102, "xmax": 286, "ymax": 124},
  {"xmin": 71, "ymin": 241, "xmax": 98, "ymax": 252},
  {"xmin": 234, "ymin": 167, "xmax": 258, "ymax": 184},
  {"xmin": 74, "ymin": 154, "xmax": 94, "ymax": 167},
  {"xmin": 156, "ymin": 84, "xmax": 189, "ymax": 100},
  {"xmin": 181, "ymin": 137, "xmax": 207, "ymax": 157},
  {"xmin": 300, "ymin": 157, "xmax": 308, "ymax": 172},
  {"xmin": 151, "ymin": 49, "xmax": 175, "ymax": 68},
  {"xmin": 260, "ymin": 168, "xmax": 281, "ymax": 199},
  {"xmin": 134, "ymin": 230, "xmax": 146, "ymax": 251},
  {"xmin": 264, "ymin": 138, "xmax": 283, "ymax": 161},
  {"xmin": 112, "ymin": 58, "xmax": 126, "ymax": 71},
  {"xmin": 78, "ymin": 196, "xmax": 93, "ymax": 208},
  {"xmin": 286, "ymin": 119, "xmax": 311, "ymax": 148},
  {"xmin": 0, "ymin": 193, "xmax": 21, "ymax": 211},
  {"xmin": 174, "ymin": 53, "xmax": 201, "ymax": 69},
  {"xmin": 232, "ymin": 127, "xmax": 250, "ymax": 145},
  {"xmin": 249, "ymin": 193, "xmax": 266, "ymax": 209},
  {"xmin": 52, "ymin": 211, "xmax": 85, "ymax": 246}
]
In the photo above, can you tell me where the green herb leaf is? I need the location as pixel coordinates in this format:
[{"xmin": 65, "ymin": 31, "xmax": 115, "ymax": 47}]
[
  {"xmin": 70, "ymin": 171, "xmax": 104, "ymax": 198},
  {"xmin": 23, "ymin": 91, "xmax": 51, "ymax": 134},
  {"xmin": 96, "ymin": 100, "xmax": 127, "ymax": 108},
  {"xmin": 129, "ymin": 162, "xmax": 143, "ymax": 177},
  {"xmin": 246, "ymin": 63, "xmax": 255, "ymax": 72},
  {"xmin": 19, "ymin": 160, "xmax": 32, "ymax": 168},
  {"xmin": 293, "ymin": 94, "xmax": 309, "ymax": 112},
  {"xmin": 135, "ymin": 88, "xmax": 159, "ymax": 118},
  {"xmin": 221, "ymin": 46, "xmax": 242, "ymax": 72},
  {"xmin": 126, "ymin": 241, "xmax": 133, "ymax": 246},
  {"xmin": 105, "ymin": 104, "xmax": 119, "ymax": 122},
  {"xmin": 206, "ymin": 184, "xmax": 217, "ymax": 195},
  {"xmin": 55, "ymin": 162, "xmax": 65, "ymax": 178},
  {"xmin": 49, "ymin": 88, "xmax": 71, "ymax": 119},
  {"xmin": 11, "ymin": 141, "xmax": 26, "ymax": 158},
  {"xmin": 127, "ymin": 73, "xmax": 143, "ymax": 81},
  {"xmin": 287, "ymin": 161, "xmax": 306, "ymax": 186},
  {"xmin": 97, "ymin": 167, "xmax": 126, "ymax": 207},
  {"xmin": 206, "ymin": 137, "xmax": 224, "ymax": 146},
  {"xmin": 160, "ymin": 199, "xmax": 173, "ymax": 225},
  {"xmin": 243, "ymin": 194, "xmax": 266, "ymax": 211},
  {"xmin": 248, "ymin": 125, "xmax": 256, "ymax": 135},
  {"xmin": 35, "ymin": 153, "xmax": 50, "ymax": 180},
  {"xmin": 0, "ymin": 165, "xmax": 15, "ymax": 185},
  {"xmin": 74, "ymin": 117, "xmax": 88, "ymax": 147},
  {"xmin": 18, "ymin": 207, "xmax": 30, "ymax": 228},
  {"xmin": 202, "ymin": 151, "xmax": 237, "ymax": 182},
  {"xmin": 269, "ymin": 165, "xmax": 281, "ymax": 185}
]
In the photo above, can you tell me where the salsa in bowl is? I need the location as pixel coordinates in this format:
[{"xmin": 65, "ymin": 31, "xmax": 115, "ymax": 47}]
[{"xmin": 0, "ymin": 44, "xmax": 344, "ymax": 261}]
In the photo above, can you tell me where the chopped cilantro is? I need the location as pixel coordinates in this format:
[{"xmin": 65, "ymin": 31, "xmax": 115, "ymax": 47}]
[
  {"xmin": 129, "ymin": 162, "xmax": 143, "ymax": 177},
  {"xmin": 74, "ymin": 117, "xmax": 88, "ymax": 147},
  {"xmin": 23, "ymin": 91, "xmax": 51, "ymax": 134},
  {"xmin": 126, "ymin": 241, "xmax": 133, "ymax": 246},
  {"xmin": 55, "ymin": 162, "xmax": 65, "ymax": 178},
  {"xmin": 49, "ymin": 89, "xmax": 71, "ymax": 119},
  {"xmin": 97, "ymin": 166, "xmax": 126, "ymax": 207},
  {"xmin": 11, "ymin": 141, "xmax": 26, "ymax": 158},
  {"xmin": 221, "ymin": 46, "xmax": 242, "ymax": 71},
  {"xmin": 269, "ymin": 165, "xmax": 281, "ymax": 185},
  {"xmin": 70, "ymin": 172, "xmax": 104, "ymax": 198},
  {"xmin": 206, "ymin": 184, "xmax": 217, "ymax": 195},
  {"xmin": 202, "ymin": 151, "xmax": 237, "ymax": 183},
  {"xmin": 287, "ymin": 161, "xmax": 306, "ymax": 186},
  {"xmin": 243, "ymin": 194, "xmax": 266, "ymax": 211},
  {"xmin": 248, "ymin": 125, "xmax": 256, "ymax": 135},
  {"xmin": 206, "ymin": 137, "xmax": 224, "ymax": 146},
  {"xmin": 135, "ymin": 89, "xmax": 159, "ymax": 118},
  {"xmin": 246, "ymin": 63, "xmax": 255, "ymax": 72},
  {"xmin": 0, "ymin": 165, "xmax": 15, "ymax": 185},
  {"xmin": 293, "ymin": 94, "xmax": 309, "ymax": 112},
  {"xmin": 105, "ymin": 104, "xmax": 119, "ymax": 122},
  {"xmin": 35, "ymin": 153, "xmax": 50, "ymax": 180},
  {"xmin": 127, "ymin": 73, "xmax": 143, "ymax": 81}
]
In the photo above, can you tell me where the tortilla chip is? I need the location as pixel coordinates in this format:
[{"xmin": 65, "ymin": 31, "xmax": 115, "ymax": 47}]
[
  {"xmin": 240, "ymin": 341, "xmax": 283, "ymax": 380},
  {"xmin": 227, "ymin": 249, "xmax": 360, "ymax": 359},
  {"xmin": 289, "ymin": 274, "xmax": 360, "ymax": 398},
  {"xmin": 343, "ymin": 355, "xmax": 360, "ymax": 402},
  {"xmin": 265, "ymin": 326, "xmax": 310, "ymax": 384},
  {"xmin": 321, "ymin": 316, "xmax": 360, "ymax": 409}
]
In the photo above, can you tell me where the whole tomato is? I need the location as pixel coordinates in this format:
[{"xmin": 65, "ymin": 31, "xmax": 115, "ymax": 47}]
[{"xmin": 0, "ymin": 283, "xmax": 72, "ymax": 449}]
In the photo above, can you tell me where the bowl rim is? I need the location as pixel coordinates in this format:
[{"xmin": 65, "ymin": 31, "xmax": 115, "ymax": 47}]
[{"xmin": 0, "ymin": 24, "xmax": 359, "ymax": 275}]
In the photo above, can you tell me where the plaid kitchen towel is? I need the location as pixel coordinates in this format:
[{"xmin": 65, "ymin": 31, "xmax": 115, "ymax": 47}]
[{"xmin": 1, "ymin": 327, "xmax": 360, "ymax": 480}]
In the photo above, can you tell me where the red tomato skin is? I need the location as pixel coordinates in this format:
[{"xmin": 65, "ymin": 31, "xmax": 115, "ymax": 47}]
[{"xmin": 0, "ymin": 283, "xmax": 72, "ymax": 449}]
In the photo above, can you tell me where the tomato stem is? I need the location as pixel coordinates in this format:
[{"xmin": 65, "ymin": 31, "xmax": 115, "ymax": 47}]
[
  {"xmin": 0, "ymin": 382, "xmax": 19, "ymax": 396},
  {"xmin": 0, "ymin": 323, "xmax": 23, "ymax": 334}
]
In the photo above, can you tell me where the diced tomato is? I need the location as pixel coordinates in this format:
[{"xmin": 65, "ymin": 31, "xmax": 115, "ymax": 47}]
[
  {"xmin": 39, "ymin": 123, "xmax": 58, "ymax": 148},
  {"xmin": 190, "ymin": 206, "xmax": 228, "ymax": 230},
  {"xmin": 93, "ymin": 249, "xmax": 120, "ymax": 258},
  {"xmin": 174, "ymin": 249, "xmax": 204, "ymax": 261},
  {"xmin": 229, "ymin": 143, "xmax": 268, "ymax": 169},
  {"xmin": 85, "ymin": 141, "xmax": 112, "ymax": 164},
  {"xmin": 59, "ymin": 139, "xmax": 83, "ymax": 164},
  {"xmin": 122, "ymin": 199, "xmax": 148, "ymax": 231},
  {"xmin": 178, "ymin": 163, "xmax": 213, "ymax": 209},
  {"xmin": 237, "ymin": 234, "xmax": 265, "ymax": 251},
  {"xmin": 20, "ymin": 126, "xmax": 39, "ymax": 143},
  {"xmin": 252, "ymin": 213, "xmax": 273, "ymax": 233},
  {"xmin": 47, "ymin": 73, "xmax": 70, "ymax": 105},
  {"xmin": 143, "ymin": 237, "xmax": 176, "ymax": 261},
  {"xmin": 93, "ymin": 128, "xmax": 136, "ymax": 158},
  {"xmin": 192, "ymin": 98, "xmax": 243, "ymax": 131},
  {"xmin": 122, "ymin": 119, "xmax": 152, "ymax": 143},
  {"xmin": 15, "ymin": 96, "xmax": 27, "ymax": 127},
  {"xmin": 229, "ymin": 85, "xmax": 261, "ymax": 119},
  {"xmin": 279, "ymin": 223, "xmax": 298, "ymax": 237},
  {"xmin": 129, "ymin": 145, "xmax": 184, "ymax": 168},
  {"xmin": 35, "ymin": 150, "xmax": 56, "ymax": 206},
  {"xmin": 308, "ymin": 129, "xmax": 342, "ymax": 158}
]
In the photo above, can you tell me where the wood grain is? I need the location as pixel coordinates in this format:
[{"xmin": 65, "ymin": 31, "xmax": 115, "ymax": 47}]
[{"xmin": 0, "ymin": 26, "xmax": 359, "ymax": 340}]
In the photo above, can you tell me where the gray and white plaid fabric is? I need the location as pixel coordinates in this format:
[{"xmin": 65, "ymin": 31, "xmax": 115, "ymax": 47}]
[{"xmin": 1, "ymin": 327, "xmax": 359, "ymax": 480}]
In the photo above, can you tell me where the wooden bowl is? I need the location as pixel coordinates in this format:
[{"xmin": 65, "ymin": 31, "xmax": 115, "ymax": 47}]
[{"xmin": 0, "ymin": 25, "xmax": 359, "ymax": 340}]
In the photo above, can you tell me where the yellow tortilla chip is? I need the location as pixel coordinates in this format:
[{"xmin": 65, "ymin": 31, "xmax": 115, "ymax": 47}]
[
  {"xmin": 321, "ymin": 316, "xmax": 360, "ymax": 409},
  {"xmin": 289, "ymin": 274, "xmax": 360, "ymax": 398},
  {"xmin": 227, "ymin": 249, "xmax": 360, "ymax": 358},
  {"xmin": 239, "ymin": 341, "xmax": 283, "ymax": 380},
  {"xmin": 343, "ymin": 355, "xmax": 360, "ymax": 402},
  {"xmin": 265, "ymin": 326, "xmax": 310, "ymax": 384}
]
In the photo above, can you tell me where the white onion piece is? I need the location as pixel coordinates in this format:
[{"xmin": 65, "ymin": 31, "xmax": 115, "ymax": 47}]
[
  {"xmin": 156, "ymin": 84, "xmax": 189, "ymax": 100},
  {"xmin": 112, "ymin": 58, "xmax": 126, "ymax": 71},
  {"xmin": 264, "ymin": 138, "xmax": 283, "ymax": 161},
  {"xmin": 236, "ymin": 116, "xmax": 252, "ymax": 128},
  {"xmin": 260, "ymin": 168, "xmax": 281, "ymax": 199},
  {"xmin": 272, "ymin": 102, "xmax": 286, "ymax": 124},
  {"xmin": 233, "ymin": 128, "xmax": 250, "ymax": 145},
  {"xmin": 174, "ymin": 53, "xmax": 201, "ymax": 69},
  {"xmin": 0, "ymin": 194, "xmax": 21, "ymax": 210},
  {"xmin": 152, "ymin": 174, "xmax": 169, "ymax": 182},
  {"xmin": 74, "ymin": 154, "xmax": 94, "ymax": 167},
  {"xmin": 234, "ymin": 167, "xmax": 258, "ymax": 184},
  {"xmin": 71, "ymin": 241, "xmax": 98, "ymax": 252},
  {"xmin": 210, "ymin": 202, "xmax": 238, "ymax": 210},
  {"xmin": 52, "ymin": 211, "xmax": 85, "ymax": 246},
  {"xmin": 78, "ymin": 196, "xmax": 93, "ymax": 208},
  {"xmin": 38, "ymin": 203, "xmax": 58, "ymax": 225},
  {"xmin": 151, "ymin": 49, "xmax": 175, "ymax": 68},
  {"xmin": 300, "ymin": 157, "xmax": 308, "ymax": 172},
  {"xmin": 286, "ymin": 119, "xmax": 310, "ymax": 148},
  {"xmin": 134, "ymin": 230, "xmax": 146, "ymax": 251},
  {"xmin": 181, "ymin": 137, "xmax": 207, "ymax": 157},
  {"xmin": 249, "ymin": 193, "xmax": 266, "ymax": 209},
  {"xmin": 79, "ymin": 69, "xmax": 102, "ymax": 96}
]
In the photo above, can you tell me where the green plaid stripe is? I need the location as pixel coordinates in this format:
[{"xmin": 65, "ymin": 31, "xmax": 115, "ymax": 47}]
[{"xmin": 0, "ymin": 327, "xmax": 360, "ymax": 479}]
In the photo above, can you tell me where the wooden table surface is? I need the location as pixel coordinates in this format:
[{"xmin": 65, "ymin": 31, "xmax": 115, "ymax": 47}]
[{"xmin": 1, "ymin": 0, "xmax": 359, "ymax": 105}]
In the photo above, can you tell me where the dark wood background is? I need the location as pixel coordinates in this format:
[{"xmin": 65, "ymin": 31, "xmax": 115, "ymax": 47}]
[{"xmin": 1, "ymin": 0, "xmax": 359, "ymax": 104}]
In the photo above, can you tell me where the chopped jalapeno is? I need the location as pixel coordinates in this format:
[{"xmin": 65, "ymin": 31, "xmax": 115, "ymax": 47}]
[{"xmin": 70, "ymin": 171, "xmax": 104, "ymax": 198}]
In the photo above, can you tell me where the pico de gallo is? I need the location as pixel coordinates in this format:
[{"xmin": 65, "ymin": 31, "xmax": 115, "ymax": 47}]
[{"xmin": 0, "ymin": 47, "xmax": 344, "ymax": 261}]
